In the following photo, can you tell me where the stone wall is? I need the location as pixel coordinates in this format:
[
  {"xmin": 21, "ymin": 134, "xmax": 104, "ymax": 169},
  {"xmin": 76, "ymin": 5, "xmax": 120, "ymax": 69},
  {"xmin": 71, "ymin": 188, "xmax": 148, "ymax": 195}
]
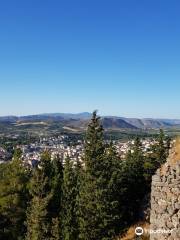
[{"xmin": 150, "ymin": 140, "xmax": 180, "ymax": 240}]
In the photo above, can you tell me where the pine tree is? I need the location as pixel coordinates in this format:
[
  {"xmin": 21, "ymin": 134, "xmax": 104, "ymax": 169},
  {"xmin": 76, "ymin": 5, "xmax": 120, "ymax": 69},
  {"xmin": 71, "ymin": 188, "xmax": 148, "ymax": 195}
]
[
  {"xmin": 26, "ymin": 151, "xmax": 52, "ymax": 240},
  {"xmin": 0, "ymin": 150, "xmax": 29, "ymax": 240},
  {"xmin": 101, "ymin": 142, "xmax": 124, "ymax": 237},
  {"xmin": 49, "ymin": 154, "xmax": 63, "ymax": 240},
  {"xmin": 143, "ymin": 130, "xmax": 170, "ymax": 187},
  {"xmin": 61, "ymin": 157, "xmax": 79, "ymax": 240},
  {"xmin": 120, "ymin": 137, "xmax": 146, "ymax": 225},
  {"xmin": 79, "ymin": 111, "xmax": 122, "ymax": 240},
  {"xmin": 73, "ymin": 158, "xmax": 83, "ymax": 239},
  {"xmin": 156, "ymin": 129, "xmax": 168, "ymax": 166},
  {"xmin": 50, "ymin": 217, "xmax": 61, "ymax": 240},
  {"xmin": 78, "ymin": 111, "xmax": 105, "ymax": 240}
]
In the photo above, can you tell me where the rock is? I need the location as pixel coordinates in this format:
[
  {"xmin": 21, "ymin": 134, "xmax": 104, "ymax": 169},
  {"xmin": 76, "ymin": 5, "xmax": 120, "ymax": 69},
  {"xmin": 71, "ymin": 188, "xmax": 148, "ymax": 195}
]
[
  {"xmin": 166, "ymin": 219, "xmax": 174, "ymax": 229},
  {"xmin": 168, "ymin": 207, "xmax": 175, "ymax": 216},
  {"xmin": 168, "ymin": 236, "xmax": 175, "ymax": 240},
  {"xmin": 174, "ymin": 203, "xmax": 180, "ymax": 210},
  {"xmin": 171, "ymin": 229, "xmax": 180, "ymax": 239},
  {"xmin": 150, "ymin": 146, "xmax": 180, "ymax": 240},
  {"xmin": 172, "ymin": 215, "xmax": 179, "ymax": 228},
  {"xmin": 172, "ymin": 187, "xmax": 179, "ymax": 195}
]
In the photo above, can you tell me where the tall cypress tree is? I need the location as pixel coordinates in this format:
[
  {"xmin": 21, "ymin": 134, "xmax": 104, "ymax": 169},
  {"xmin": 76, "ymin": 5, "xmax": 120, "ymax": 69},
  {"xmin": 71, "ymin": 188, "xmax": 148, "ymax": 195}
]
[
  {"xmin": 78, "ymin": 111, "xmax": 105, "ymax": 240},
  {"xmin": 79, "ymin": 111, "xmax": 122, "ymax": 240},
  {"xmin": 156, "ymin": 129, "xmax": 168, "ymax": 166},
  {"xmin": 101, "ymin": 142, "xmax": 124, "ymax": 238},
  {"xmin": 74, "ymin": 158, "xmax": 84, "ymax": 239},
  {"xmin": 120, "ymin": 137, "xmax": 146, "ymax": 225},
  {"xmin": 26, "ymin": 151, "xmax": 52, "ymax": 240},
  {"xmin": 50, "ymin": 154, "xmax": 63, "ymax": 215},
  {"xmin": 60, "ymin": 157, "xmax": 79, "ymax": 240},
  {"xmin": 49, "ymin": 154, "xmax": 63, "ymax": 240}
]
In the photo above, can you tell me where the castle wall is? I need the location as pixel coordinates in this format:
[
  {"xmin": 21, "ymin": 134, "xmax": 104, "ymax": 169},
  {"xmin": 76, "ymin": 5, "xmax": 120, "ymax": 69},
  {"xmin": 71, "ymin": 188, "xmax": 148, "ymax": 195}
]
[{"xmin": 150, "ymin": 144, "xmax": 180, "ymax": 240}]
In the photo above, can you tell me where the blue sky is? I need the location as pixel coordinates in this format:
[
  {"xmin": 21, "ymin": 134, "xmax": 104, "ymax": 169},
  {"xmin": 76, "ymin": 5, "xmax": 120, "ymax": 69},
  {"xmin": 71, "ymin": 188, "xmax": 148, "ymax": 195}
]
[{"xmin": 0, "ymin": 0, "xmax": 180, "ymax": 118}]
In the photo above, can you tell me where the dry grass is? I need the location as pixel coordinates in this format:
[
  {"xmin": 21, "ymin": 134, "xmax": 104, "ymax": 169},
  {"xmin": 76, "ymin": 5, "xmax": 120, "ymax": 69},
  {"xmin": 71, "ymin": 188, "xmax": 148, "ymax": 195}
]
[
  {"xmin": 172, "ymin": 137, "xmax": 180, "ymax": 163},
  {"xmin": 161, "ymin": 137, "xmax": 180, "ymax": 175}
]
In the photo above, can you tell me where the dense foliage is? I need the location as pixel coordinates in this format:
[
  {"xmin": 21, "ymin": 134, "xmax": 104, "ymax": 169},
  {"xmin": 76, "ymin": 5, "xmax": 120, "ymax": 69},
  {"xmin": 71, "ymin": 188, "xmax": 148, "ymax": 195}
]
[{"xmin": 0, "ymin": 112, "xmax": 170, "ymax": 240}]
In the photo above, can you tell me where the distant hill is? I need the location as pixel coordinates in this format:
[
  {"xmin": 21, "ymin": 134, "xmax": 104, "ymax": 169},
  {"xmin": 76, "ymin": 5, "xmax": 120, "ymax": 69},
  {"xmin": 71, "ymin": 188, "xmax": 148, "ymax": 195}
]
[
  {"xmin": 0, "ymin": 113, "xmax": 179, "ymax": 130},
  {"xmin": 38, "ymin": 112, "xmax": 92, "ymax": 119},
  {"xmin": 102, "ymin": 117, "xmax": 137, "ymax": 129},
  {"xmin": 119, "ymin": 117, "xmax": 175, "ymax": 129}
]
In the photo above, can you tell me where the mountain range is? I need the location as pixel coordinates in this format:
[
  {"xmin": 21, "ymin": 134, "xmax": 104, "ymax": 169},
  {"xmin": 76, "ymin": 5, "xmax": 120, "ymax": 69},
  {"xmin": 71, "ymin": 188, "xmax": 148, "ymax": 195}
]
[{"xmin": 0, "ymin": 112, "xmax": 180, "ymax": 130}]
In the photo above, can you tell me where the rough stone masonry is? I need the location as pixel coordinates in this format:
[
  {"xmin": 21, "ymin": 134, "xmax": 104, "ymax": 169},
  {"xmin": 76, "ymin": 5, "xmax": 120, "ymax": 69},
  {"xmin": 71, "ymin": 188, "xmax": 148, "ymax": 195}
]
[{"xmin": 150, "ymin": 139, "xmax": 180, "ymax": 240}]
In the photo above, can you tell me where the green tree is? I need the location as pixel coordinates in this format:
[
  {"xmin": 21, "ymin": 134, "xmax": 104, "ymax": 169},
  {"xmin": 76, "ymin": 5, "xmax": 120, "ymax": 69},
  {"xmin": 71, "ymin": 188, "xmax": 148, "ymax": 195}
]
[
  {"xmin": 73, "ymin": 158, "xmax": 83, "ymax": 238},
  {"xmin": 143, "ymin": 130, "xmax": 170, "ymax": 187},
  {"xmin": 13, "ymin": 147, "xmax": 23, "ymax": 160},
  {"xmin": 0, "ymin": 155, "xmax": 29, "ymax": 240},
  {"xmin": 156, "ymin": 129, "xmax": 168, "ymax": 166},
  {"xmin": 50, "ymin": 154, "xmax": 63, "ymax": 217},
  {"xmin": 78, "ymin": 111, "xmax": 105, "ymax": 240},
  {"xmin": 61, "ymin": 157, "xmax": 79, "ymax": 240},
  {"xmin": 50, "ymin": 217, "xmax": 61, "ymax": 240},
  {"xmin": 26, "ymin": 151, "xmax": 52, "ymax": 240},
  {"xmin": 79, "ymin": 111, "xmax": 122, "ymax": 240},
  {"xmin": 120, "ymin": 137, "xmax": 146, "ymax": 225},
  {"xmin": 49, "ymin": 154, "xmax": 63, "ymax": 240},
  {"xmin": 101, "ymin": 143, "xmax": 124, "ymax": 237}
]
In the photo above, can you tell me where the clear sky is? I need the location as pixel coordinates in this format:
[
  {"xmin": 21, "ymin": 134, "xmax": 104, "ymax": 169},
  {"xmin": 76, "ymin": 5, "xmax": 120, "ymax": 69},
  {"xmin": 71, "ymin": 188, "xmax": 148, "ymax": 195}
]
[{"xmin": 0, "ymin": 0, "xmax": 180, "ymax": 118}]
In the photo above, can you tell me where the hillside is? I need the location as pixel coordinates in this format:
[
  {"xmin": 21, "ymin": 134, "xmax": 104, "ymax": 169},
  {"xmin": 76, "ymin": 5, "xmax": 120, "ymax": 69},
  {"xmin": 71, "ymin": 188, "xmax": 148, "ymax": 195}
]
[
  {"xmin": 0, "ymin": 113, "xmax": 180, "ymax": 131},
  {"xmin": 102, "ymin": 118, "xmax": 137, "ymax": 129}
]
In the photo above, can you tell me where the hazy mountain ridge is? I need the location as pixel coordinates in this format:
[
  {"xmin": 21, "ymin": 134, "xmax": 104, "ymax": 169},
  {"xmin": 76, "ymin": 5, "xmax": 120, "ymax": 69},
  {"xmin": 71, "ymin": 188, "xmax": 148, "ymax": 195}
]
[
  {"xmin": 102, "ymin": 117, "xmax": 137, "ymax": 129},
  {"xmin": 0, "ymin": 113, "xmax": 180, "ymax": 130}
]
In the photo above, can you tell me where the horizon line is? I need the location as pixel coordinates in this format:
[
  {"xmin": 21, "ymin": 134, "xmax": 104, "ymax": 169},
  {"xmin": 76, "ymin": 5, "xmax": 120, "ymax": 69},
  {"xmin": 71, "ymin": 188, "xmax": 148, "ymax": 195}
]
[{"xmin": 0, "ymin": 112, "xmax": 179, "ymax": 120}]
